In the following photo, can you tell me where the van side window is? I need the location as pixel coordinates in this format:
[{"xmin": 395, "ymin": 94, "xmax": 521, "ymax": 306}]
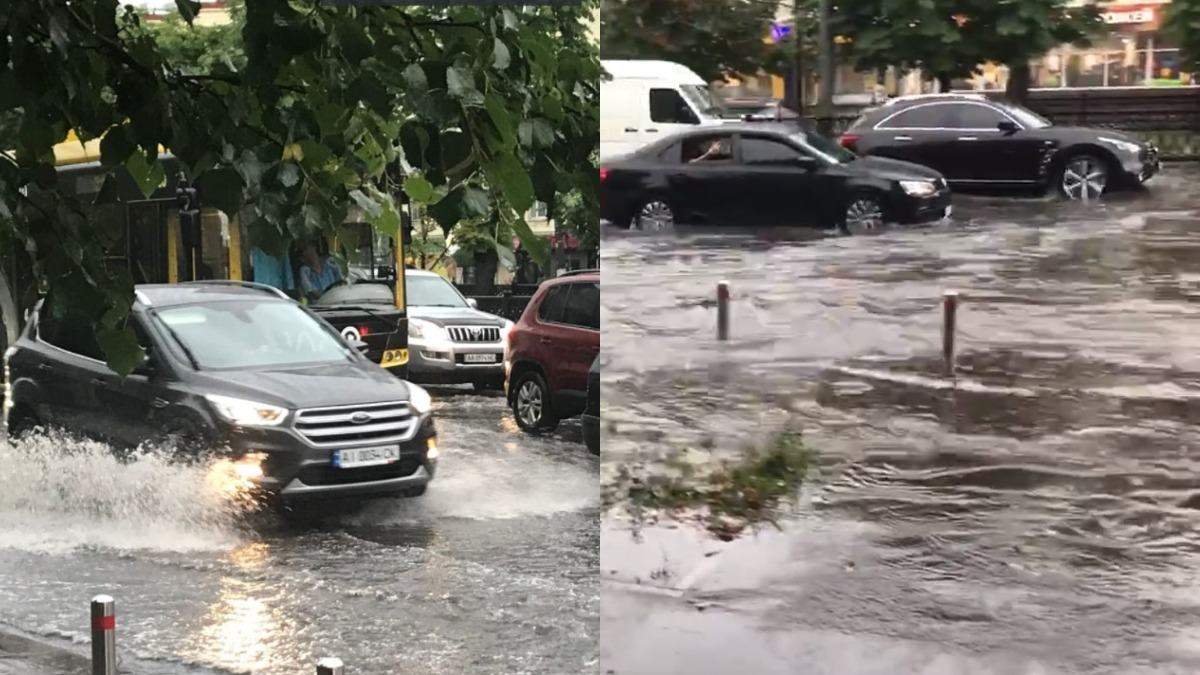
[{"xmin": 650, "ymin": 89, "xmax": 699, "ymax": 125}]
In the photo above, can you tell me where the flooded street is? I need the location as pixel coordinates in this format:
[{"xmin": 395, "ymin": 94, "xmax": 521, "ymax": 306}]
[
  {"xmin": 601, "ymin": 164, "xmax": 1200, "ymax": 674},
  {"xmin": 0, "ymin": 391, "xmax": 599, "ymax": 674}
]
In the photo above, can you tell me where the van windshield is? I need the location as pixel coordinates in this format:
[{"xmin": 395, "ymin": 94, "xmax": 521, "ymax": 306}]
[
  {"xmin": 155, "ymin": 300, "xmax": 351, "ymax": 369},
  {"xmin": 680, "ymin": 84, "xmax": 721, "ymax": 118}
]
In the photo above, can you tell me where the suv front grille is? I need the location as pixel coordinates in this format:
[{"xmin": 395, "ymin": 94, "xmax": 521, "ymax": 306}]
[
  {"xmin": 293, "ymin": 401, "xmax": 417, "ymax": 448},
  {"xmin": 447, "ymin": 325, "xmax": 501, "ymax": 343}
]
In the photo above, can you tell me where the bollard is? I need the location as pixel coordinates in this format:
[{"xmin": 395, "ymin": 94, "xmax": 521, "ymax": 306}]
[
  {"xmin": 942, "ymin": 290, "xmax": 959, "ymax": 373},
  {"xmin": 316, "ymin": 657, "xmax": 345, "ymax": 675},
  {"xmin": 717, "ymin": 281, "xmax": 730, "ymax": 341},
  {"xmin": 90, "ymin": 595, "xmax": 116, "ymax": 675}
]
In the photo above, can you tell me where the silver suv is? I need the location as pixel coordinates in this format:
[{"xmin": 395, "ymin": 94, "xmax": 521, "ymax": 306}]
[{"xmin": 405, "ymin": 270, "xmax": 511, "ymax": 391}]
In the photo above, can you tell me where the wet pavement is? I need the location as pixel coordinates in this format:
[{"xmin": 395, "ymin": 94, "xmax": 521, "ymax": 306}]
[
  {"xmin": 601, "ymin": 164, "xmax": 1200, "ymax": 674},
  {"xmin": 0, "ymin": 389, "xmax": 598, "ymax": 674}
]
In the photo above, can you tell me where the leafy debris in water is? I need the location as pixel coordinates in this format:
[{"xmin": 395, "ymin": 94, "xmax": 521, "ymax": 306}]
[{"xmin": 625, "ymin": 429, "xmax": 812, "ymax": 540}]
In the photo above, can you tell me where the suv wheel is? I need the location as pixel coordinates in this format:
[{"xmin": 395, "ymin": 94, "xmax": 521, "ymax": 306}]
[
  {"xmin": 1058, "ymin": 154, "xmax": 1108, "ymax": 200},
  {"xmin": 4, "ymin": 404, "xmax": 39, "ymax": 441},
  {"xmin": 511, "ymin": 371, "xmax": 559, "ymax": 432}
]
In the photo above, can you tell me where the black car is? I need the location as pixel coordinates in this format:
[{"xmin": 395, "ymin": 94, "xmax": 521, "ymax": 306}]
[
  {"xmin": 600, "ymin": 121, "xmax": 951, "ymax": 233},
  {"xmin": 582, "ymin": 356, "xmax": 599, "ymax": 455},
  {"xmin": 4, "ymin": 281, "xmax": 438, "ymax": 504},
  {"xmin": 839, "ymin": 94, "xmax": 1160, "ymax": 200},
  {"xmin": 310, "ymin": 280, "xmax": 409, "ymax": 378}
]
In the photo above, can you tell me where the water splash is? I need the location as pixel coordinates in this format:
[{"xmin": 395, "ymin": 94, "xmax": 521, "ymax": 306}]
[{"xmin": 0, "ymin": 430, "xmax": 247, "ymax": 554}]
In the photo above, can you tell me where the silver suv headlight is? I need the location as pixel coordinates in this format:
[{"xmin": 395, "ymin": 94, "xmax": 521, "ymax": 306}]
[
  {"xmin": 408, "ymin": 318, "xmax": 447, "ymax": 342},
  {"xmin": 204, "ymin": 394, "xmax": 289, "ymax": 427},
  {"xmin": 900, "ymin": 180, "xmax": 937, "ymax": 197}
]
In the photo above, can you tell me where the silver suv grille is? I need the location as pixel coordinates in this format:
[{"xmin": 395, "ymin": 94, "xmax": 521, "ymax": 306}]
[
  {"xmin": 447, "ymin": 325, "xmax": 500, "ymax": 343},
  {"xmin": 294, "ymin": 401, "xmax": 417, "ymax": 448}
]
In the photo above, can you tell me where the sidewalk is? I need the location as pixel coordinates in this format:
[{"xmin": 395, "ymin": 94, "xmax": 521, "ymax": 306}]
[{"xmin": 0, "ymin": 628, "xmax": 89, "ymax": 675}]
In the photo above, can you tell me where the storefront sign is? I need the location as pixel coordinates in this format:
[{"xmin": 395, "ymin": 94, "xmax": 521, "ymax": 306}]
[{"xmin": 1102, "ymin": 7, "xmax": 1155, "ymax": 24}]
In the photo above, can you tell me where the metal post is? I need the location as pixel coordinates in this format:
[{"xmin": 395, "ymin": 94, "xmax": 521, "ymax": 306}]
[
  {"xmin": 717, "ymin": 281, "xmax": 730, "ymax": 341},
  {"xmin": 316, "ymin": 657, "xmax": 344, "ymax": 675},
  {"xmin": 90, "ymin": 595, "xmax": 116, "ymax": 675},
  {"xmin": 942, "ymin": 291, "xmax": 958, "ymax": 373},
  {"xmin": 791, "ymin": 1, "xmax": 804, "ymax": 115},
  {"xmin": 817, "ymin": 0, "xmax": 835, "ymax": 135}
]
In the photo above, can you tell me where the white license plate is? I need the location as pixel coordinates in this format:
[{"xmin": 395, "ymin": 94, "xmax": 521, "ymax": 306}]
[
  {"xmin": 464, "ymin": 353, "xmax": 498, "ymax": 363},
  {"xmin": 333, "ymin": 445, "xmax": 400, "ymax": 469}
]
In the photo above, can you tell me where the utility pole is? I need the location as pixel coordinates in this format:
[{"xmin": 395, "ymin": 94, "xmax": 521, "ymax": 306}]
[
  {"xmin": 791, "ymin": 0, "xmax": 804, "ymax": 115},
  {"xmin": 817, "ymin": 0, "xmax": 834, "ymax": 135}
]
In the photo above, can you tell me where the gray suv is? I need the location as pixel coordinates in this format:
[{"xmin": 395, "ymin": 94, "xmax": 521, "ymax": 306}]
[
  {"xmin": 4, "ymin": 282, "xmax": 438, "ymax": 505},
  {"xmin": 404, "ymin": 270, "xmax": 511, "ymax": 390}
]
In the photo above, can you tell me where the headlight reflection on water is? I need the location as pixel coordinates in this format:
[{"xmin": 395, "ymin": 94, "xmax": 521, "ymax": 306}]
[{"xmin": 205, "ymin": 453, "xmax": 268, "ymax": 508}]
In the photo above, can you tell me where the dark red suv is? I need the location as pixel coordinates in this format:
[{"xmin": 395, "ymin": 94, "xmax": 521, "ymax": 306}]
[{"xmin": 505, "ymin": 270, "xmax": 600, "ymax": 434}]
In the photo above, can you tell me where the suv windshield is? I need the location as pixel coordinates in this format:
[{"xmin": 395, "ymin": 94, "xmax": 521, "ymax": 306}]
[
  {"xmin": 155, "ymin": 300, "xmax": 350, "ymax": 369},
  {"xmin": 680, "ymin": 84, "xmax": 721, "ymax": 118},
  {"xmin": 407, "ymin": 274, "xmax": 468, "ymax": 308},
  {"xmin": 996, "ymin": 102, "xmax": 1051, "ymax": 129}
]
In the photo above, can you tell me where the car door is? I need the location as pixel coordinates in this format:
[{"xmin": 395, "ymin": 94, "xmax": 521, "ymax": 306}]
[
  {"xmin": 735, "ymin": 134, "xmax": 823, "ymax": 227},
  {"xmin": 549, "ymin": 281, "xmax": 600, "ymax": 415},
  {"xmin": 940, "ymin": 102, "xmax": 1044, "ymax": 183},
  {"xmin": 88, "ymin": 315, "xmax": 166, "ymax": 447},
  {"xmin": 600, "ymin": 80, "xmax": 648, "ymax": 158},
  {"xmin": 32, "ymin": 310, "xmax": 110, "ymax": 438},
  {"xmin": 669, "ymin": 132, "xmax": 739, "ymax": 225},
  {"xmin": 869, "ymin": 103, "xmax": 957, "ymax": 174}
]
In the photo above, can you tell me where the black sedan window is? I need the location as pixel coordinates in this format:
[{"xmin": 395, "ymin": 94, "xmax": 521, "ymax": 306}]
[
  {"xmin": 741, "ymin": 137, "xmax": 803, "ymax": 166},
  {"xmin": 681, "ymin": 134, "xmax": 734, "ymax": 164},
  {"xmin": 877, "ymin": 104, "xmax": 952, "ymax": 129}
]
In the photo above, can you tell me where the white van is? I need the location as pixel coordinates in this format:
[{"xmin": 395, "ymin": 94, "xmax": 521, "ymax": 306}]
[{"xmin": 600, "ymin": 60, "xmax": 728, "ymax": 160}]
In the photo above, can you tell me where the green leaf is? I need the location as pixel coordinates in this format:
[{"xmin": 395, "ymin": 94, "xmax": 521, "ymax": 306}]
[
  {"xmin": 100, "ymin": 125, "xmax": 135, "ymax": 168},
  {"xmin": 403, "ymin": 63, "xmax": 428, "ymax": 94},
  {"xmin": 349, "ymin": 189, "xmax": 382, "ymax": 219},
  {"xmin": 484, "ymin": 93, "xmax": 516, "ymax": 148},
  {"xmin": 97, "ymin": 325, "xmax": 145, "ymax": 377},
  {"xmin": 194, "ymin": 167, "xmax": 245, "ymax": 217},
  {"xmin": 403, "ymin": 174, "xmax": 438, "ymax": 204},
  {"xmin": 297, "ymin": 140, "xmax": 331, "ymax": 170},
  {"xmin": 279, "ymin": 163, "xmax": 301, "ymax": 188},
  {"xmin": 510, "ymin": 216, "xmax": 548, "ymax": 267},
  {"xmin": 125, "ymin": 150, "xmax": 165, "ymax": 199},
  {"xmin": 492, "ymin": 38, "xmax": 511, "ymax": 70},
  {"xmin": 447, "ymin": 65, "xmax": 483, "ymax": 106},
  {"xmin": 462, "ymin": 186, "xmax": 490, "ymax": 217},
  {"xmin": 370, "ymin": 195, "xmax": 401, "ymax": 238},
  {"xmin": 174, "ymin": 0, "xmax": 201, "ymax": 25},
  {"xmin": 487, "ymin": 153, "xmax": 534, "ymax": 213}
]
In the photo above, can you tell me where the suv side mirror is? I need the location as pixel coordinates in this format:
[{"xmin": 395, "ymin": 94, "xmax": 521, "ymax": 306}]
[
  {"xmin": 467, "ymin": 298, "xmax": 478, "ymax": 309},
  {"xmin": 350, "ymin": 338, "xmax": 370, "ymax": 354},
  {"xmin": 997, "ymin": 120, "xmax": 1019, "ymax": 134}
]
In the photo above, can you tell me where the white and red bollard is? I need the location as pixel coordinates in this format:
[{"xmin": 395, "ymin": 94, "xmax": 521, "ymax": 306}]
[
  {"xmin": 717, "ymin": 281, "xmax": 730, "ymax": 341},
  {"xmin": 316, "ymin": 656, "xmax": 345, "ymax": 674},
  {"xmin": 91, "ymin": 595, "xmax": 116, "ymax": 675}
]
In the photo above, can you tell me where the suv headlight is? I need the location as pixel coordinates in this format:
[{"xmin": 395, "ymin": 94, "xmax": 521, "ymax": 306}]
[
  {"xmin": 408, "ymin": 318, "xmax": 447, "ymax": 342},
  {"xmin": 205, "ymin": 394, "xmax": 288, "ymax": 427},
  {"xmin": 900, "ymin": 180, "xmax": 937, "ymax": 197},
  {"xmin": 1099, "ymin": 136, "xmax": 1141, "ymax": 155},
  {"xmin": 408, "ymin": 383, "xmax": 432, "ymax": 415}
]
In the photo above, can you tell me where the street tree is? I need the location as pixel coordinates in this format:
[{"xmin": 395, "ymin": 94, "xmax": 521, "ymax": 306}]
[
  {"xmin": 0, "ymin": 0, "xmax": 598, "ymax": 374},
  {"xmin": 1163, "ymin": 0, "xmax": 1200, "ymax": 75},
  {"xmin": 600, "ymin": 0, "xmax": 787, "ymax": 81}
]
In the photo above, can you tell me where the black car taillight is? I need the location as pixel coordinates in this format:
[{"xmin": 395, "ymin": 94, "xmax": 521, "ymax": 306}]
[
  {"xmin": 839, "ymin": 133, "xmax": 860, "ymax": 152},
  {"xmin": 599, "ymin": 168, "xmax": 609, "ymax": 183}
]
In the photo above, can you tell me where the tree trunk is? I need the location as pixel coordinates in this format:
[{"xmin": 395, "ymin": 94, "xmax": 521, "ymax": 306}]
[
  {"xmin": 1006, "ymin": 61, "xmax": 1031, "ymax": 105},
  {"xmin": 936, "ymin": 72, "xmax": 953, "ymax": 93},
  {"xmin": 472, "ymin": 249, "xmax": 498, "ymax": 296}
]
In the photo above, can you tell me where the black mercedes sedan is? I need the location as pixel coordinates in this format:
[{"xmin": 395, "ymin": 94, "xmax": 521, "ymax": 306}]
[
  {"xmin": 599, "ymin": 121, "xmax": 951, "ymax": 233},
  {"xmin": 839, "ymin": 94, "xmax": 1160, "ymax": 200}
]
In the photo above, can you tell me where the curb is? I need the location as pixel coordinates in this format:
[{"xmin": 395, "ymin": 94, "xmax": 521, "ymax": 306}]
[{"xmin": 0, "ymin": 626, "xmax": 90, "ymax": 674}]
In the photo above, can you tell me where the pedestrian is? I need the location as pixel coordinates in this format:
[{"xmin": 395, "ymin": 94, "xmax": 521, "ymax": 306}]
[
  {"xmin": 299, "ymin": 242, "xmax": 343, "ymax": 302},
  {"xmin": 250, "ymin": 246, "xmax": 295, "ymax": 294}
]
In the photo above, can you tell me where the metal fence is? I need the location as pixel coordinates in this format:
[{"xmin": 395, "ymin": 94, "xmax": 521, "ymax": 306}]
[
  {"xmin": 461, "ymin": 290, "xmax": 535, "ymax": 322},
  {"xmin": 987, "ymin": 86, "xmax": 1200, "ymax": 132}
]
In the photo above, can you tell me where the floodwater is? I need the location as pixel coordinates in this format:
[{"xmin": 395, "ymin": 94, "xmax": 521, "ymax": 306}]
[
  {"xmin": 0, "ymin": 390, "xmax": 599, "ymax": 674},
  {"xmin": 601, "ymin": 164, "xmax": 1200, "ymax": 674}
]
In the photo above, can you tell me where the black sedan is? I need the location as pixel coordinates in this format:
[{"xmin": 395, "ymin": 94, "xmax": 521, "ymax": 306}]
[
  {"xmin": 599, "ymin": 121, "xmax": 951, "ymax": 233},
  {"xmin": 310, "ymin": 281, "xmax": 409, "ymax": 377},
  {"xmin": 839, "ymin": 94, "xmax": 1160, "ymax": 200}
]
